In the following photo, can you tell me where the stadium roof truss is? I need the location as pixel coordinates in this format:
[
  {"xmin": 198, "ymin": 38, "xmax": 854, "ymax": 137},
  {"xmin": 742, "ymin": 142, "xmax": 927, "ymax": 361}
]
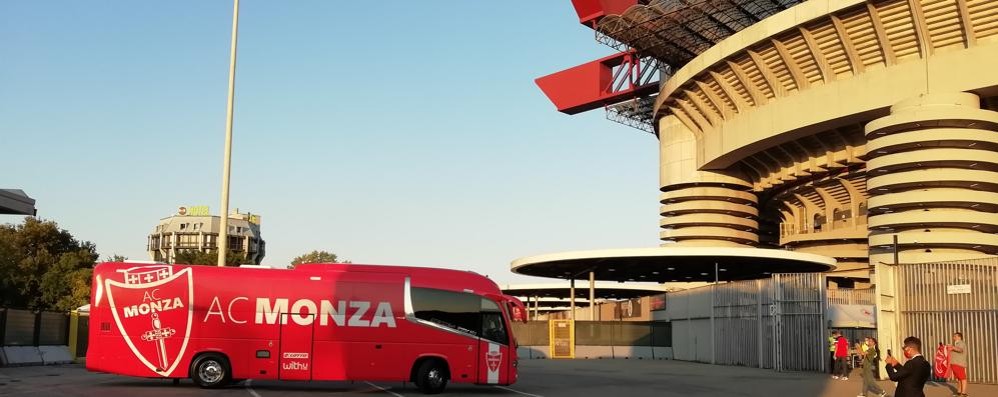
[{"xmin": 539, "ymin": 0, "xmax": 806, "ymax": 132}]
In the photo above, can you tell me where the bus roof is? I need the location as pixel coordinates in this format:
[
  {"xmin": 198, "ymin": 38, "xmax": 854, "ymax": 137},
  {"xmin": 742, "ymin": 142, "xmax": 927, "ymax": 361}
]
[{"xmin": 96, "ymin": 262, "xmax": 503, "ymax": 297}]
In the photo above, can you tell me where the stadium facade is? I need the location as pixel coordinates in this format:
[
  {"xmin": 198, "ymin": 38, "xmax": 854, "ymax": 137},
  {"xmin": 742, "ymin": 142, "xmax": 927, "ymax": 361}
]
[
  {"xmin": 525, "ymin": 0, "xmax": 998, "ymax": 381},
  {"xmin": 534, "ymin": 0, "xmax": 997, "ymax": 282}
]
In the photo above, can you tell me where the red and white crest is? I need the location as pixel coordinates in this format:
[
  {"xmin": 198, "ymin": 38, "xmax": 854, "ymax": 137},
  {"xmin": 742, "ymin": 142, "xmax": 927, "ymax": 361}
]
[
  {"xmin": 105, "ymin": 265, "xmax": 193, "ymax": 377},
  {"xmin": 486, "ymin": 349, "xmax": 502, "ymax": 372}
]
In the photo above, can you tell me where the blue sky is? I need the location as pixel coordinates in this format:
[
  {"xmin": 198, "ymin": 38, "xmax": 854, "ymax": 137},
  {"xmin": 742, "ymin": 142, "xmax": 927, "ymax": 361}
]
[{"xmin": 1, "ymin": 1, "xmax": 659, "ymax": 283}]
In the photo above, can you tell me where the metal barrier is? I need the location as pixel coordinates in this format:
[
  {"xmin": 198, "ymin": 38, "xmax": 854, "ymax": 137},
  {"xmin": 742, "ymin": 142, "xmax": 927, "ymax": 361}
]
[
  {"xmin": 669, "ymin": 273, "xmax": 826, "ymax": 372},
  {"xmin": 772, "ymin": 273, "xmax": 826, "ymax": 372},
  {"xmin": 827, "ymin": 288, "xmax": 876, "ymax": 305},
  {"xmin": 713, "ymin": 279, "xmax": 771, "ymax": 368},
  {"xmin": 894, "ymin": 257, "xmax": 998, "ymax": 384}
]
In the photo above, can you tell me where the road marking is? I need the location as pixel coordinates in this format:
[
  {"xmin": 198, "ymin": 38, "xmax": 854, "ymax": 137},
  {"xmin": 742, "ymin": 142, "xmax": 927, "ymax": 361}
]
[
  {"xmin": 245, "ymin": 379, "xmax": 263, "ymax": 397},
  {"xmin": 494, "ymin": 385, "xmax": 543, "ymax": 397},
  {"xmin": 364, "ymin": 381, "xmax": 405, "ymax": 397}
]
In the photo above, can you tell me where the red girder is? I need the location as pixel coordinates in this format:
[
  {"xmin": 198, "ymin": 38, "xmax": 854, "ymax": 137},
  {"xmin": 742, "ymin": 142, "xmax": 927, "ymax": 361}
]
[
  {"xmin": 571, "ymin": 0, "xmax": 639, "ymax": 26},
  {"xmin": 535, "ymin": 51, "xmax": 658, "ymax": 115}
]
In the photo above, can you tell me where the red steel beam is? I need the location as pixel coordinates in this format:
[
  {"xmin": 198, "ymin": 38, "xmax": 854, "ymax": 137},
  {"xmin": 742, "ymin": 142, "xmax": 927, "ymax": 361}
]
[
  {"xmin": 535, "ymin": 51, "xmax": 658, "ymax": 115},
  {"xmin": 571, "ymin": 0, "xmax": 639, "ymax": 26}
]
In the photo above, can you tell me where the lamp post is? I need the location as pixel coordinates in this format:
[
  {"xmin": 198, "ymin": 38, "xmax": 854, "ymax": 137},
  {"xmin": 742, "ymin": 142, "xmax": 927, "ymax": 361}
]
[{"xmin": 217, "ymin": 0, "xmax": 240, "ymax": 267}]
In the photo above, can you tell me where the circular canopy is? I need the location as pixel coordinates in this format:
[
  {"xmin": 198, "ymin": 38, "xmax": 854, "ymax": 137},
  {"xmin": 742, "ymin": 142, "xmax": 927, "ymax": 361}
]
[
  {"xmin": 511, "ymin": 247, "xmax": 835, "ymax": 282},
  {"xmin": 501, "ymin": 282, "xmax": 669, "ymax": 303}
]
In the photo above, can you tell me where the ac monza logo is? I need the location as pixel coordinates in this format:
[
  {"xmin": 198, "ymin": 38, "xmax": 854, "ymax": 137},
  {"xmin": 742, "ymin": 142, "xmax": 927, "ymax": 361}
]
[
  {"xmin": 105, "ymin": 265, "xmax": 193, "ymax": 377},
  {"xmin": 486, "ymin": 350, "xmax": 502, "ymax": 372}
]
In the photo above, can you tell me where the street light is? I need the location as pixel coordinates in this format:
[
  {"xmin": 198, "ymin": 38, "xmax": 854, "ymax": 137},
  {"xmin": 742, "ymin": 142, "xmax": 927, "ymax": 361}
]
[{"xmin": 217, "ymin": 0, "xmax": 240, "ymax": 267}]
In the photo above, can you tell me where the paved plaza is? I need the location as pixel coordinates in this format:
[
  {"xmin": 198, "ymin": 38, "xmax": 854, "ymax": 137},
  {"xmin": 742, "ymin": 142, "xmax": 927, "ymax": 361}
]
[{"xmin": 2, "ymin": 359, "xmax": 994, "ymax": 397}]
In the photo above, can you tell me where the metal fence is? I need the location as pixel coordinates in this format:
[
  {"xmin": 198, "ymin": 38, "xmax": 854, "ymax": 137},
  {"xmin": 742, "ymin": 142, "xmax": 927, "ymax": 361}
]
[
  {"xmin": 827, "ymin": 288, "xmax": 876, "ymax": 305},
  {"xmin": 713, "ymin": 278, "xmax": 772, "ymax": 368},
  {"xmin": 1, "ymin": 309, "xmax": 69, "ymax": 347},
  {"xmin": 668, "ymin": 273, "xmax": 826, "ymax": 372},
  {"xmin": 894, "ymin": 257, "xmax": 998, "ymax": 384},
  {"xmin": 771, "ymin": 273, "xmax": 826, "ymax": 372}
]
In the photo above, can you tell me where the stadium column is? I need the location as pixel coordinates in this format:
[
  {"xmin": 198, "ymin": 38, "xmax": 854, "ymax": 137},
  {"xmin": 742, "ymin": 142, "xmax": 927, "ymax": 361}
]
[
  {"xmin": 865, "ymin": 92, "xmax": 998, "ymax": 264},
  {"xmin": 569, "ymin": 278, "xmax": 575, "ymax": 321},
  {"xmin": 865, "ymin": 92, "xmax": 998, "ymax": 377},
  {"xmin": 588, "ymin": 271, "xmax": 595, "ymax": 321},
  {"xmin": 658, "ymin": 115, "xmax": 759, "ymax": 247}
]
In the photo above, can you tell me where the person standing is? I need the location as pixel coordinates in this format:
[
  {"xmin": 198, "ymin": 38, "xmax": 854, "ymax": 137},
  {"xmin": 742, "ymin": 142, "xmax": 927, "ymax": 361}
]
[
  {"xmin": 834, "ymin": 332, "xmax": 850, "ymax": 380},
  {"xmin": 949, "ymin": 332, "xmax": 968, "ymax": 397},
  {"xmin": 829, "ymin": 330, "xmax": 840, "ymax": 374},
  {"xmin": 857, "ymin": 337, "xmax": 887, "ymax": 397},
  {"xmin": 885, "ymin": 336, "xmax": 931, "ymax": 397}
]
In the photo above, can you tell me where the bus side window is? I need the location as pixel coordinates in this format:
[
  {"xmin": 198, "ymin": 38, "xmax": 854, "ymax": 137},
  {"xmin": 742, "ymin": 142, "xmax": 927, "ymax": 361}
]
[
  {"xmin": 480, "ymin": 299, "xmax": 508, "ymax": 345},
  {"xmin": 412, "ymin": 287, "xmax": 480, "ymax": 336}
]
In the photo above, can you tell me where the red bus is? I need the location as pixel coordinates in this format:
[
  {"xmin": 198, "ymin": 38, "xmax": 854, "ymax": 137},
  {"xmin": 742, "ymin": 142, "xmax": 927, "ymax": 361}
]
[{"xmin": 86, "ymin": 262, "xmax": 527, "ymax": 394}]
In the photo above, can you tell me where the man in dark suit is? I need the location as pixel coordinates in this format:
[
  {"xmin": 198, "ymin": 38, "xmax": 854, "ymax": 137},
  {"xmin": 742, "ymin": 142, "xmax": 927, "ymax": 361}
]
[{"xmin": 885, "ymin": 336, "xmax": 931, "ymax": 397}]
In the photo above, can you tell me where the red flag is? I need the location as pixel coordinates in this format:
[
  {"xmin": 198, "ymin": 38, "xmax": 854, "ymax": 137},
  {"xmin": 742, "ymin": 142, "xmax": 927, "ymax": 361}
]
[{"xmin": 933, "ymin": 343, "xmax": 951, "ymax": 379}]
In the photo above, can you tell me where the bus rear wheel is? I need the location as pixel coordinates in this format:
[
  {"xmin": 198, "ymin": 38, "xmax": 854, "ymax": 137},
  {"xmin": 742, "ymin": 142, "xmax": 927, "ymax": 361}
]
[
  {"xmin": 190, "ymin": 353, "xmax": 231, "ymax": 388},
  {"xmin": 415, "ymin": 359, "xmax": 448, "ymax": 394}
]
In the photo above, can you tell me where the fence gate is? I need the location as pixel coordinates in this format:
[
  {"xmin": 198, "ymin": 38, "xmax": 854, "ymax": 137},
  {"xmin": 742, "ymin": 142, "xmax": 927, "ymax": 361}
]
[
  {"xmin": 548, "ymin": 319, "xmax": 575, "ymax": 359},
  {"xmin": 771, "ymin": 273, "xmax": 826, "ymax": 372},
  {"xmin": 894, "ymin": 258, "xmax": 998, "ymax": 384}
]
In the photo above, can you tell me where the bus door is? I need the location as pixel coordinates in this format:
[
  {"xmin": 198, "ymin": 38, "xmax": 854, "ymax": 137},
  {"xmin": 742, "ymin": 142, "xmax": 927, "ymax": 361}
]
[
  {"xmin": 477, "ymin": 299, "xmax": 510, "ymax": 385},
  {"xmin": 279, "ymin": 313, "xmax": 314, "ymax": 381}
]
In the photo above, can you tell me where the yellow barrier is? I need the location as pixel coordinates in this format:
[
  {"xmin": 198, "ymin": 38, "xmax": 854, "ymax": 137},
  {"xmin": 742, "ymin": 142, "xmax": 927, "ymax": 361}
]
[
  {"xmin": 548, "ymin": 319, "xmax": 575, "ymax": 359},
  {"xmin": 68, "ymin": 310, "xmax": 88, "ymax": 363}
]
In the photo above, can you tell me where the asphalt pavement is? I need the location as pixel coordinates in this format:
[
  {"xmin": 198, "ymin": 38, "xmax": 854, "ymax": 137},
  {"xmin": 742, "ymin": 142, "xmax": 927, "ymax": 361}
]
[{"xmin": 1, "ymin": 359, "xmax": 993, "ymax": 397}]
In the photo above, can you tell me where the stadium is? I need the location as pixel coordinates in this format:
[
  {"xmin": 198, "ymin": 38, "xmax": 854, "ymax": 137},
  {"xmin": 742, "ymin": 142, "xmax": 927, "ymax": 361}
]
[{"xmin": 521, "ymin": 0, "xmax": 998, "ymax": 383}]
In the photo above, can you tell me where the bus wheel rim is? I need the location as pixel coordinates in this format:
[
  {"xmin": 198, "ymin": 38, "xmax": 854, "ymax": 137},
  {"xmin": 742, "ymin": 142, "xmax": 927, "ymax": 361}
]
[
  {"xmin": 427, "ymin": 368, "xmax": 443, "ymax": 387},
  {"xmin": 200, "ymin": 361, "xmax": 223, "ymax": 384}
]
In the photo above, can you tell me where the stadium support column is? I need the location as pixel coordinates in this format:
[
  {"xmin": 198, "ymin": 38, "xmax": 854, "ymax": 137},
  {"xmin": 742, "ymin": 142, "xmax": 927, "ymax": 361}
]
[
  {"xmin": 569, "ymin": 278, "xmax": 575, "ymax": 321},
  {"xmin": 589, "ymin": 271, "xmax": 595, "ymax": 321},
  {"xmin": 865, "ymin": 92, "xmax": 998, "ymax": 377},
  {"xmin": 658, "ymin": 115, "xmax": 758, "ymax": 247}
]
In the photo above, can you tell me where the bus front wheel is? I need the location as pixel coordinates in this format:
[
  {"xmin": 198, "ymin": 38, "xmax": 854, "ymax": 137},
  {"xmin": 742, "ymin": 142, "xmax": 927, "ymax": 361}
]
[
  {"xmin": 415, "ymin": 359, "xmax": 449, "ymax": 394},
  {"xmin": 190, "ymin": 353, "xmax": 231, "ymax": 389}
]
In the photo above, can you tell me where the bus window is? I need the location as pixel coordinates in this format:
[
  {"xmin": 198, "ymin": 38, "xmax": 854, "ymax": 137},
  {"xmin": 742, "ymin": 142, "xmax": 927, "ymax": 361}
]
[
  {"xmin": 480, "ymin": 298, "xmax": 508, "ymax": 345},
  {"xmin": 412, "ymin": 287, "xmax": 480, "ymax": 336}
]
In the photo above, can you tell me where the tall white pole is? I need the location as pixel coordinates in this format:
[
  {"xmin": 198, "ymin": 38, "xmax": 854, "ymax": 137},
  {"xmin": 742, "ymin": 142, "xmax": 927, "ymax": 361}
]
[{"xmin": 217, "ymin": 0, "xmax": 240, "ymax": 267}]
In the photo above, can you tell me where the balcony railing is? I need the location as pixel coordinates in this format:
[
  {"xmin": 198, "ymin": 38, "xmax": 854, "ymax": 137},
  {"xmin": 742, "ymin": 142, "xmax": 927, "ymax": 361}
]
[{"xmin": 779, "ymin": 215, "xmax": 868, "ymax": 239}]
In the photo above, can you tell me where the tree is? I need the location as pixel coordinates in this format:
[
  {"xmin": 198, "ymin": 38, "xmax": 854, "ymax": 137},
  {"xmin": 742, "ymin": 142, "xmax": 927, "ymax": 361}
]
[
  {"xmin": 104, "ymin": 254, "xmax": 128, "ymax": 262},
  {"xmin": 173, "ymin": 250, "xmax": 246, "ymax": 267},
  {"xmin": 290, "ymin": 250, "xmax": 349, "ymax": 269},
  {"xmin": 0, "ymin": 217, "xmax": 98, "ymax": 311}
]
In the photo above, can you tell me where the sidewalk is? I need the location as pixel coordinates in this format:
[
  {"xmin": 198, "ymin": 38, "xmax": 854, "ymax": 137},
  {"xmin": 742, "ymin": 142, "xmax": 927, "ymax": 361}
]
[{"xmin": 821, "ymin": 372, "xmax": 992, "ymax": 397}]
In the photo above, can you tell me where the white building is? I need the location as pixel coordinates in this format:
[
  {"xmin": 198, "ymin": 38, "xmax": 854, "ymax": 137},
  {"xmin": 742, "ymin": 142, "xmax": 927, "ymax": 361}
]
[{"xmin": 147, "ymin": 206, "xmax": 265, "ymax": 265}]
